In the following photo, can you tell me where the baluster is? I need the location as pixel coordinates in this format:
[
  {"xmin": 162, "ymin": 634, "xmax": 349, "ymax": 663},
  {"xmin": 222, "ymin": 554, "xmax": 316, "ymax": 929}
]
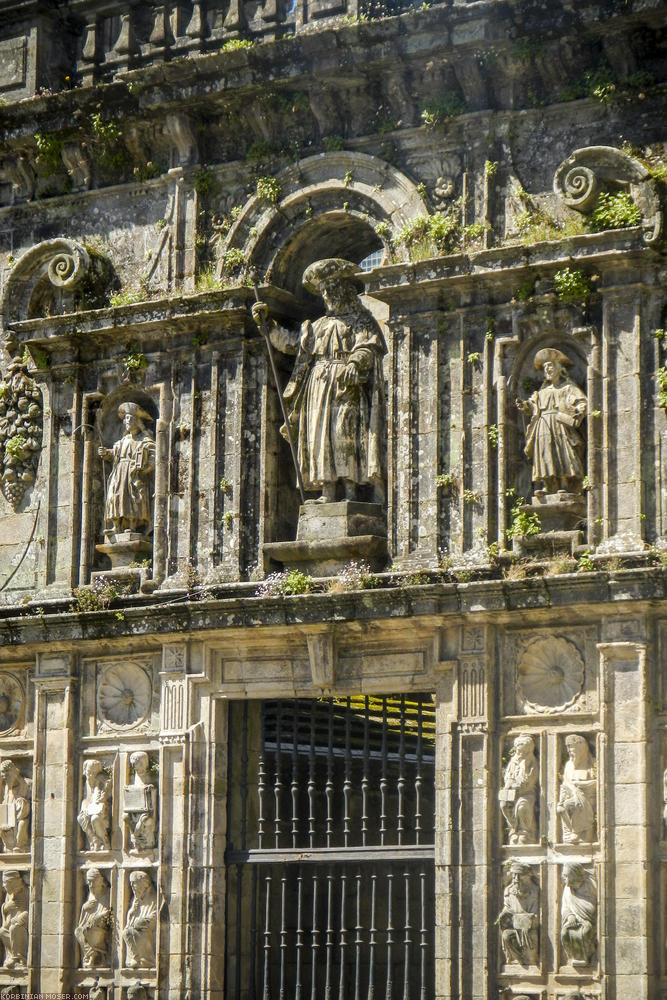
[
  {"xmin": 380, "ymin": 699, "xmax": 388, "ymax": 846},
  {"xmin": 338, "ymin": 872, "xmax": 348, "ymax": 1000},
  {"xmin": 402, "ymin": 871, "xmax": 410, "ymax": 1000},
  {"xmin": 397, "ymin": 696, "xmax": 406, "ymax": 846},
  {"xmin": 241, "ymin": 700, "xmax": 249, "ymax": 849},
  {"xmin": 80, "ymin": 19, "xmax": 98, "ymax": 86},
  {"xmin": 385, "ymin": 872, "xmax": 394, "ymax": 1000},
  {"xmin": 361, "ymin": 696, "xmax": 370, "ymax": 847},
  {"xmin": 262, "ymin": 872, "xmax": 272, "ymax": 1000},
  {"xmin": 326, "ymin": 700, "xmax": 334, "ymax": 847},
  {"xmin": 279, "ymin": 865, "xmax": 288, "ymax": 1000},
  {"xmin": 414, "ymin": 699, "xmax": 423, "ymax": 846},
  {"xmin": 367, "ymin": 871, "xmax": 377, "ymax": 1000},
  {"xmin": 295, "ymin": 869, "xmax": 304, "ymax": 1000},
  {"xmin": 274, "ymin": 701, "xmax": 283, "ymax": 848},
  {"xmin": 109, "ymin": 8, "xmax": 133, "ymax": 74},
  {"xmin": 185, "ymin": 0, "xmax": 205, "ymax": 46},
  {"xmin": 343, "ymin": 697, "xmax": 352, "ymax": 847},
  {"xmin": 149, "ymin": 3, "xmax": 174, "ymax": 60},
  {"xmin": 291, "ymin": 699, "xmax": 299, "ymax": 848},
  {"xmin": 310, "ymin": 874, "xmax": 320, "ymax": 1000},
  {"xmin": 354, "ymin": 871, "xmax": 363, "ymax": 1000},
  {"xmin": 419, "ymin": 870, "xmax": 427, "ymax": 1000},
  {"xmin": 308, "ymin": 705, "xmax": 316, "ymax": 848},
  {"xmin": 325, "ymin": 871, "xmax": 334, "ymax": 1000}
]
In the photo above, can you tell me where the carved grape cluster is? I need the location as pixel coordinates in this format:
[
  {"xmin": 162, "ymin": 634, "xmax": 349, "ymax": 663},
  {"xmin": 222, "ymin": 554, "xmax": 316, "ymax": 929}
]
[{"xmin": 0, "ymin": 358, "xmax": 43, "ymax": 509}]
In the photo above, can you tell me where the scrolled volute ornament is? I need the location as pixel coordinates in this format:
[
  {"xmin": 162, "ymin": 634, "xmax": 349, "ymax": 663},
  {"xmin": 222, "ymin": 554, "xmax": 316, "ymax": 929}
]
[
  {"xmin": 47, "ymin": 246, "xmax": 88, "ymax": 288},
  {"xmin": 554, "ymin": 145, "xmax": 663, "ymax": 245},
  {"xmin": 0, "ymin": 238, "xmax": 92, "ymax": 331}
]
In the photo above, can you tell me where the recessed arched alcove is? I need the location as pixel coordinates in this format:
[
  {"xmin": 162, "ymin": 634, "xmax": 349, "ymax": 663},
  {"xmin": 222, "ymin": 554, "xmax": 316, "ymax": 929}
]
[{"xmin": 223, "ymin": 150, "xmax": 428, "ymax": 303}]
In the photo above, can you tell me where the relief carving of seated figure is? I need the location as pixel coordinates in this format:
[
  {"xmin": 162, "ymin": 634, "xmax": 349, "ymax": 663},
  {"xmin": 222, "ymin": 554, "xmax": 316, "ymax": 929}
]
[
  {"xmin": 498, "ymin": 735, "xmax": 538, "ymax": 845},
  {"xmin": 75, "ymin": 867, "xmax": 111, "ymax": 969},
  {"xmin": 560, "ymin": 863, "xmax": 597, "ymax": 966},
  {"xmin": 497, "ymin": 862, "xmax": 539, "ymax": 966},
  {"xmin": 123, "ymin": 871, "xmax": 157, "ymax": 969},
  {"xmin": 124, "ymin": 751, "xmax": 157, "ymax": 854},
  {"xmin": 0, "ymin": 871, "xmax": 28, "ymax": 969},
  {"xmin": 557, "ymin": 734, "xmax": 596, "ymax": 844},
  {"xmin": 78, "ymin": 759, "xmax": 111, "ymax": 852},
  {"xmin": 0, "ymin": 761, "xmax": 31, "ymax": 854}
]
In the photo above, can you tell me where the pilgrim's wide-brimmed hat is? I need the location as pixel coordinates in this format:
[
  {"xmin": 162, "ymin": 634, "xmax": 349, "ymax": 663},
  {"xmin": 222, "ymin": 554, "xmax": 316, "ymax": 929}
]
[
  {"xmin": 534, "ymin": 347, "xmax": 573, "ymax": 370},
  {"xmin": 302, "ymin": 258, "xmax": 364, "ymax": 294},
  {"xmin": 118, "ymin": 401, "xmax": 153, "ymax": 422}
]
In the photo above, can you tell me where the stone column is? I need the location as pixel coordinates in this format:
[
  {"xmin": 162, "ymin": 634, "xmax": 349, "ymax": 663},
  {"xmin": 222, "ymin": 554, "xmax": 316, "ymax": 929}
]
[
  {"xmin": 599, "ymin": 640, "xmax": 653, "ymax": 998},
  {"xmin": 31, "ymin": 652, "xmax": 77, "ymax": 995},
  {"xmin": 434, "ymin": 655, "xmax": 457, "ymax": 1000}
]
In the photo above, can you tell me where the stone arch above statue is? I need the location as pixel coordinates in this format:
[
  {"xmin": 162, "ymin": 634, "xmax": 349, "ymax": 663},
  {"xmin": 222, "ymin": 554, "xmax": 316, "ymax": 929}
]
[
  {"xmin": 222, "ymin": 151, "xmax": 428, "ymax": 298},
  {"xmin": 553, "ymin": 145, "xmax": 662, "ymax": 245}
]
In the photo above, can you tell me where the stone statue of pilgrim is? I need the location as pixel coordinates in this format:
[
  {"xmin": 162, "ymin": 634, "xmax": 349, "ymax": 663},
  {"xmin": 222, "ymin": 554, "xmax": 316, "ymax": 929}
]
[
  {"xmin": 516, "ymin": 348, "xmax": 587, "ymax": 496},
  {"xmin": 98, "ymin": 402, "xmax": 155, "ymax": 535},
  {"xmin": 253, "ymin": 258, "xmax": 387, "ymax": 504}
]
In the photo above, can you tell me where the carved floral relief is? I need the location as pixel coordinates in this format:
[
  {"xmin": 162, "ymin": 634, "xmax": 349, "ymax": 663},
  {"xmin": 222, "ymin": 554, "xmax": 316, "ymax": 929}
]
[
  {"xmin": 97, "ymin": 662, "xmax": 152, "ymax": 730},
  {"xmin": 0, "ymin": 357, "xmax": 43, "ymax": 509}
]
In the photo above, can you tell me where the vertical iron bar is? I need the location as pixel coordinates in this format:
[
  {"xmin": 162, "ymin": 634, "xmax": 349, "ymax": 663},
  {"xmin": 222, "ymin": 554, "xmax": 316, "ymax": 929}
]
[
  {"xmin": 310, "ymin": 874, "xmax": 320, "ymax": 1000},
  {"xmin": 380, "ymin": 698, "xmax": 388, "ymax": 847},
  {"xmin": 241, "ymin": 700, "xmax": 249, "ymax": 850},
  {"xmin": 291, "ymin": 698, "xmax": 299, "ymax": 848},
  {"xmin": 326, "ymin": 699, "xmax": 334, "ymax": 848},
  {"xmin": 367, "ymin": 870, "xmax": 377, "ymax": 1000},
  {"xmin": 263, "ymin": 871, "xmax": 272, "ymax": 1000},
  {"xmin": 279, "ymin": 864, "xmax": 288, "ymax": 1000},
  {"xmin": 354, "ymin": 870, "xmax": 363, "ymax": 1000},
  {"xmin": 235, "ymin": 863, "xmax": 244, "ymax": 1000},
  {"xmin": 295, "ymin": 868, "xmax": 304, "ymax": 1000},
  {"xmin": 308, "ymin": 703, "xmax": 316, "ymax": 848},
  {"xmin": 397, "ymin": 696, "xmax": 406, "ymax": 847},
  {"xmin": 385, "ymin": 872, "xmax": 394, "ymax": 1000},
  {"xmin": 325, "ymin": 871, "xmax": 334, "ymax": 1000},
  {"xmin": 249, "ymin": 865, "xmax": 258, "ymax": 1000},
  {"xmin": 419, "ymin": 869, "xmax": 427, "ymax": 1000},
  {"xmin": 402, "ymin": 870, "xmax": 410, "ymax": 1000},
  {"xmin": 258, "ymin": 703, "xmax": 266, "ymax": 850},
  {"xmin": 361, "ymin": 696, "xmax": 370, "ymax": 848},
  {"xmin": 275, "ymin": 701, "xmax": 283, "ymax": 848},
  {"xmin": 344, "ymin": 697, "xmax": 352, "ymax": 847},
  {"xmin": 414, "ymin": 699, "xmax": 423, "ymax": 846},
  {"xmin": 338, "ymin": 871, "xmax": 348, "ymax": 1000}
]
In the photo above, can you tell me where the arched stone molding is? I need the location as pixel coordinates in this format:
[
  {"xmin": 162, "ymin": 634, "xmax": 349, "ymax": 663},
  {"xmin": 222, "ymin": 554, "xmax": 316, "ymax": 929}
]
[
  {"xmin": 223, "ymin": 151, "xmax": 428, "ymax": 295},
  {"xmin": 553, "ymin": 145, "xmax": 663, "ymax": 245}
]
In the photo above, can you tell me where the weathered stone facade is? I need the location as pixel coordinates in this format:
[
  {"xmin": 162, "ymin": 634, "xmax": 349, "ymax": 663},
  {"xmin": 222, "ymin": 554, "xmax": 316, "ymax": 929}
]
[{"xmin": 0, "ymin": 0, "xmax": 666, "ymax": 996}]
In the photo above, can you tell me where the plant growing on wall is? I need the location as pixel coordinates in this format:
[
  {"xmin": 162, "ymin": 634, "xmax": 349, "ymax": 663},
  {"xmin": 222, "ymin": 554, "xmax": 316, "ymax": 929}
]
[{"xmin": 553, "ymin": 267, "xmax": 592, "ymax": 304}]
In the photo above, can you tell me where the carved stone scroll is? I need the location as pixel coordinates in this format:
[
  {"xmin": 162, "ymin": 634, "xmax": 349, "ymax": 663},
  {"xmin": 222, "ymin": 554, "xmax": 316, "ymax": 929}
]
[{"xmin": 554, "ymin": 145, "xmax": 662, "ymax": 245}]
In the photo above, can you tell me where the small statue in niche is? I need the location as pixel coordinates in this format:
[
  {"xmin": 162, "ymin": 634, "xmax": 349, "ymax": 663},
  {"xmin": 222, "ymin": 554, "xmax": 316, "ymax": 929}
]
[
  {"xmin": 75, "ymin": 867, "xmax": 111, "ymax": 969},
  {"xmin": 123, "ymin": 870, "xmax": 157, "ymax": 969},
  {"xmin": 557, "ymin": 734, "xmax": 596, "ymax": 844},
  {"xmin": 0, "ymin": 871, "xmax": 28, "ymax": 968},
  {"xmin": 0, "ymin": 761, "xmax": 31, "ymax": 854},
  {"xmin": 252, "ymin": 258, "xmax": 387, "ymax": 504},
  {"xmin": 98, "ymin": 402, "xmax": 155, "ymax": 537},
  {"xmin": 516, "ymin": 348, "xmax": 587, "ymax": 497},
  {"xmin": 560, "ymin": 863, "xmax": 597, "ymax": 966},
  {"xmin": 123, "ymin": 751, "xmax": 157, "ymax": 853},
  {"xmin": 78, "ymin": 759, "xmax": 111, "ymax": 852},
  {"xmin": 497, "ymin": 862, "xmax": 539, "ymax": 966},
  {"xmin": 499, "ymin": 735, "xmax": 538, "ymax": 844}
]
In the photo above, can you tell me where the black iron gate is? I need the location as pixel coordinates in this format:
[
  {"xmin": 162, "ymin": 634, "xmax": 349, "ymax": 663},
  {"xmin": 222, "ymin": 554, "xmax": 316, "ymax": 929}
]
[{"xmin": 224, "ymin": 695, "xmax": 436, "ymax": 1000}]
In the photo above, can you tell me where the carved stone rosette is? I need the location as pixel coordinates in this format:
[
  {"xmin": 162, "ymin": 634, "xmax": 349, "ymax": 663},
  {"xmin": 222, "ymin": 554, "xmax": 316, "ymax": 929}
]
[{"xmin": 0, "ymin": 357, "xmax": 43, "ymax": 509}]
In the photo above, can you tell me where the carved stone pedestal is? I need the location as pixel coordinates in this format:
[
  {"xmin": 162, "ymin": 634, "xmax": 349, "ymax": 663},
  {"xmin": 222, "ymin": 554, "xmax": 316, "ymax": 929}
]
[
  {"xmin": 94, "ymin": 532, "xmax": 153, "ymax": 593},
  {"xmin": 263, "ymin": 501, "xmax": 388, "ymax": 576},
  {"xmin": 513, "ymin": 493, "xmax": 586, "ymax": 557}
]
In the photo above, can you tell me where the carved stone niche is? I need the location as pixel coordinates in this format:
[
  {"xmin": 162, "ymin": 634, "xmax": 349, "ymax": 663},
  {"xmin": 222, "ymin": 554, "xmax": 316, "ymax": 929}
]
[
  {"xmin": 554, "ymin": 145, "xmax": 663, "ymax": 245},
  {"xmin": 78, "ymin": 758, "xmax": 112, "ymax": 854},
  {"xmin": 509, "ymin": 331, "xmax": 592, "ymax": 557},
  {"xmin": 559, "ymin": 863, "xmax": 598, "ymax": 968},
  {"xmin": 89, "ymin": 390, "xmax": 159, "ymax": 589},
  {"xmin": 0, "ymin": 870, "xmax": 29, "ymax": 970},
  {"xmin": 499, "ymin": 734, "xmax": 539, "ymax": 845},
  {"xmin": 557, "ymin": 733, "xmax": 597, "ymax": 845},
  {"xmin": 123, "ymin": 750, "xmax": 158, "ymax": 854},
  {"xmin": 0, "ymin": 757, "xmax": 32, "ymax": 855},
  {"xmin": 497, "ymin": 862, "xmax": 540, "ymax": 968},
  {"xmin": 75, "ymin": 867, "xmax": 112, "ymax": 970}
]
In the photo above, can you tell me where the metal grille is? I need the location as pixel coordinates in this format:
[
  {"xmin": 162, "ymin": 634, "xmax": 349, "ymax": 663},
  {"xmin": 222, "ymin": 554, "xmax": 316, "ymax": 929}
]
[{"xmin": 225, "ymin": 695, "xmax": 436, "ymax": 1000}]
